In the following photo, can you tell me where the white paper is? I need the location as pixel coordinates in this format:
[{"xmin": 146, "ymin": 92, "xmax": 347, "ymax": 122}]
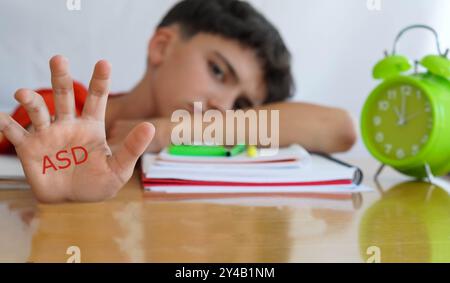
[
  {"xmin": 0, "ymin": 155, "xmax": 25, "ymax": 179},
  {"xmin": 157, "ymin": 144, "xmax": 310, "ymax": 164}
]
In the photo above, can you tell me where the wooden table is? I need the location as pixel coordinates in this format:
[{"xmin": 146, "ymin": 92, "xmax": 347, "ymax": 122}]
[{"xmin": 1, "ymin": 158, "xmax": 449, "ymax": 263}]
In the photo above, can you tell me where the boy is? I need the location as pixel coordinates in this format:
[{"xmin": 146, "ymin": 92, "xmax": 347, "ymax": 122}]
[{"xmin": 0, "ymin": 0, "xmax": 356, "ymax": 203}]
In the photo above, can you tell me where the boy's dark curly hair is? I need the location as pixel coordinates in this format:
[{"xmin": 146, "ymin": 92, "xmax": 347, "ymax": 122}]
[{"xmin": 157, "ymin": 0, "xmax": 294, "ymax": 105}]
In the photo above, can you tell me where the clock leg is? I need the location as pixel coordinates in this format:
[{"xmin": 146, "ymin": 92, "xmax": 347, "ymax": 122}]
[
  {"xmin": 424, "ymin": 163, "xmax": 436, "ymax": 184},
  {"xmin": 373, "ymin": 163, "xmax": 385, "ymax": 182},
  {"xmin": 423, "ymin": 163, "xmax": 437, "ymax": 201},
  {"xmin": 373, "ymin": 164, "xmax": 386, "ymax": 195}
]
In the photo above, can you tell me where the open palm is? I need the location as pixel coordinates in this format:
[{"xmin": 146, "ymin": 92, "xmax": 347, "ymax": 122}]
[{"xmin": 0, "ymin": 55, "xmax": 155, "ymax": 203}]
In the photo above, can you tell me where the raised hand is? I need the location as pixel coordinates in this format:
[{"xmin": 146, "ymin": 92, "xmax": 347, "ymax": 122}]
[{"xmin": 0, "ymin": 55, "xmax": 155, "ymax": 203}]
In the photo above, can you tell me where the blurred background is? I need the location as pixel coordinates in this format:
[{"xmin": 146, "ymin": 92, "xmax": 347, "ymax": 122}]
[{"xmin": 0, "ymin": 0, "xmax": 449, "ymax": 158}]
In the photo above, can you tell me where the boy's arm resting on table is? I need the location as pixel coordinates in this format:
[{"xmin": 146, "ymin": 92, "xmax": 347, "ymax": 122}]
[
  {"xmin": 108, "ymin": 102, "xmax": 356, "ymax": 154},
  {"xmin": 254, "ymin": 102, "xmax": 357, "ymax": 153}
]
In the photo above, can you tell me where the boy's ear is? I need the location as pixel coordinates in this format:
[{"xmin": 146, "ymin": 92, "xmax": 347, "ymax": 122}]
[{"xmin": 148, "ymin": 27, "xmax": 177, "ymax": 67}]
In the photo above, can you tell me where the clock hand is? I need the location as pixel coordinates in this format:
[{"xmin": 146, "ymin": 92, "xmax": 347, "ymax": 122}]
[
  {"xmin": 401, "ymin": 93, "xmax": 407, "ymax": 121},
  {"xmin": 394, "ymin": 106, "xmax": 405, "ymax": 125},
  {"xmin": 404, "ymin": 111, "xmax": 422, "ymax": 123}
]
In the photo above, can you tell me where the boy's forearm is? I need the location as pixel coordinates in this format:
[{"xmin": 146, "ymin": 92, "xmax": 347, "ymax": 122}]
[
  {"xmin": 252, "ymin": 102, "xmax": 357, "ymax": 153},
  {"xmin": 150, "ymin": 102, "xmax": 357, "ymax": 154}
]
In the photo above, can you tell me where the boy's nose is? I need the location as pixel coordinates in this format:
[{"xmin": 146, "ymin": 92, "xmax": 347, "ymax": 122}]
[{"xmin": 207, "ymin": 94, "xmax": 236, "ymax": 112}]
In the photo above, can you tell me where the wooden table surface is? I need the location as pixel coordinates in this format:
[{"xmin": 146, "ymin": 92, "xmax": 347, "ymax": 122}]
[{"xmin": 1, "ymin": 157, "xmax": 449, "ymax": 263}]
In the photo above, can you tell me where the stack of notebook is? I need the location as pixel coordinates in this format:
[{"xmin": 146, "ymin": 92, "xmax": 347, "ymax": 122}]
[
  {"xmin": 0, "ymin": 154, "xmax": 29, "ymax": 189},
  {"xmin": 141, "ymin": 144, "xmax": 368, "ymax": 200}
]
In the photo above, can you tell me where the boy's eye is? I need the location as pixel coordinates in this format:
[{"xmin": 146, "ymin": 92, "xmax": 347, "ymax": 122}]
[{"xmin": 209, "ymin": 61, "xmax": 225, "ymax": 82}]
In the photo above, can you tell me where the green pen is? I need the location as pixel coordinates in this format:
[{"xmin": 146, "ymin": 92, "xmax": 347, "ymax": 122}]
[
  {"xmin": 168, "ymin": 144, "xmax": 246, "ymax": 157},
  {"xmin": 225, "ymin": 144, "xmax": 246, "ymax": 157}
]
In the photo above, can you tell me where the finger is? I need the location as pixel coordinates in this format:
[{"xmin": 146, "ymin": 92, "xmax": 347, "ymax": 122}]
[
  {"xmin": 0, "ymin": 112, "xmax": 28, "ymax": 148},
  {"xmin": 14, "ymin": 89, "xmax": 51, "ymax": 131},
  {"xmin": 82, "ymin": 60, "xmax": 111, "ymax": 121},
  {"xmin": 49, "ymin": 55, "xmax": 75, "ymax": 120},
  {"xmin": 108, "ymin": 122, "xmax": 155, "ymax": 183}
]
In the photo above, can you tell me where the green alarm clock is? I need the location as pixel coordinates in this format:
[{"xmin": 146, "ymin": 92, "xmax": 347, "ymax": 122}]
[{"xmin": 361, "ymin": 25, "xmax": 450, "ymax": 178}]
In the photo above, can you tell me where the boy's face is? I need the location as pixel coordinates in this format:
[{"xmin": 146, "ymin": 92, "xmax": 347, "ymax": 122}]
[{"xmin": 147, "ymin": 26, "xmax": 266, "ymax": 117}]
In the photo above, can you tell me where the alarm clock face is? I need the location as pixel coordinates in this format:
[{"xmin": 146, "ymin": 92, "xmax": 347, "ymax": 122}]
[{"xmin": 364, "ymin": 83, "xmax": 434, "ymax": 162}]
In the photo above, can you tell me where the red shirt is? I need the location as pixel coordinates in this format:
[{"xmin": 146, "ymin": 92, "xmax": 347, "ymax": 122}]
[{"xmin": 0, "ymin": 81, "xmax": 88, "ymax": 154}]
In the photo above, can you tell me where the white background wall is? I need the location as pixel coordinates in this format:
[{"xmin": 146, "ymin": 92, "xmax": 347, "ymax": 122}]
[{"xmin": 0, "ymin": 0, "xmax": 449, "ymax": 158}]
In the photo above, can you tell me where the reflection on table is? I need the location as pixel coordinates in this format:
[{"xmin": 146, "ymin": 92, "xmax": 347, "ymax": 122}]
[{"xmin": 360, "ymin": 180, "xmax": 450, "ymax": 263}]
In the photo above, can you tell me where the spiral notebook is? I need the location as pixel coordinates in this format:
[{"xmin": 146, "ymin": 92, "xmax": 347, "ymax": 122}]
[{"xmin": 141, "ymin": 145, "xmax": 368, "ymax": 200}]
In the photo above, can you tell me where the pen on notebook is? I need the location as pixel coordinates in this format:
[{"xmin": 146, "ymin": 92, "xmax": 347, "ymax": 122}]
[
  {"xmin": 169, "ymin": 145, "xmax": 226, "ymax": 156},
  {"xmin": 226, "ymin": 145, "xmax": 246, "ymax": 157}
]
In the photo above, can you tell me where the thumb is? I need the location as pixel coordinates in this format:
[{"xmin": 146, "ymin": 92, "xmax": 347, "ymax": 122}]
[{"xmin": 109, "ymin": 122, "xmax": 155, "ymax": 183}]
